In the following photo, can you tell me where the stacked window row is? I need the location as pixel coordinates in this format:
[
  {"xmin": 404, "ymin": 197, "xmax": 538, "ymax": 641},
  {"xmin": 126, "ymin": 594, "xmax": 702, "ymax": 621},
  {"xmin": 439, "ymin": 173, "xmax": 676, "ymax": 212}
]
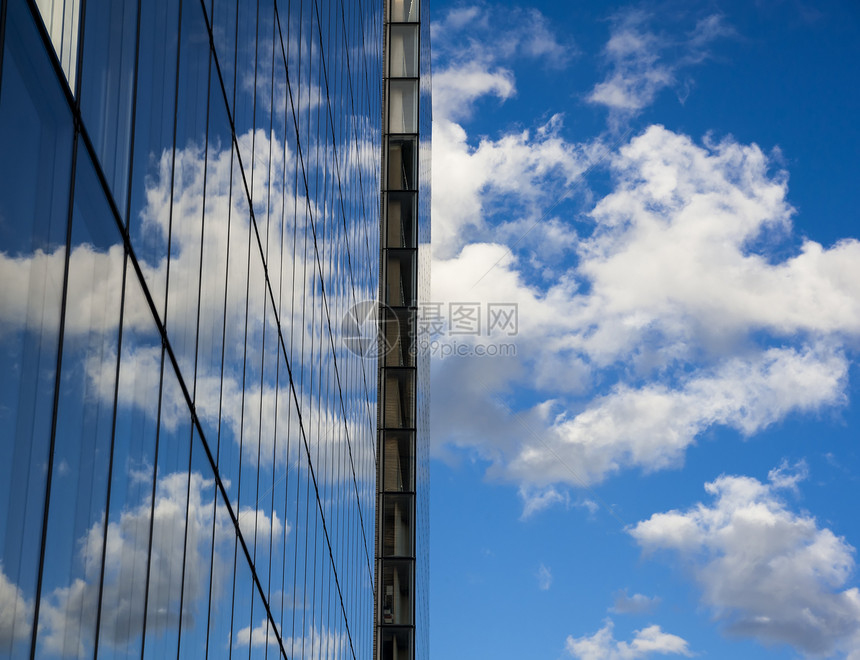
[
  {"xmin": 0, "ymin": 0, "xmax": 382, "ymax": 658},
  {"xmin": 377, "ymin": 1, "xmax": 422, "ymax": 659}
]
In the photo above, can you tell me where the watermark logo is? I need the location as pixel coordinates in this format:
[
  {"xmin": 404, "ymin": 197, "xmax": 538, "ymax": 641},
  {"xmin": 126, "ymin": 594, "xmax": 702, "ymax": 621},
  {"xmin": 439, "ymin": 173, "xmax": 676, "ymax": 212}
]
[
  {"xmin": 341, "ymin": 300, "xmax": 398, "ymax": 359},
  {"xmin": 341, "ymin": 301, "xmax": 519, "ymax": 360}
]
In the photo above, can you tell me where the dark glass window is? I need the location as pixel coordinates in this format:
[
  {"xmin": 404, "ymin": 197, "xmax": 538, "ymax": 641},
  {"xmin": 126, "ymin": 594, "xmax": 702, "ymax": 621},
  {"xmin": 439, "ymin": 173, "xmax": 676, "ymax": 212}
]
[
  {"xmin": 79, "ymin": 0, "xmax": 137, "ymax": 214},
  {"xmin": 0, "ymin": 4, "xmax": 74, "ymax": 655}
]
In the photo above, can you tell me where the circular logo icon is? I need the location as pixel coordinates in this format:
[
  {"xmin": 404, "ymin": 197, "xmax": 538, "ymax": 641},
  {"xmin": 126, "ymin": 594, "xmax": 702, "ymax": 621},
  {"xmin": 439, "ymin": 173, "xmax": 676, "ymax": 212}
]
[{"xmin": 341, "ymin": 300, "xmax": 399, "ymax": 359}]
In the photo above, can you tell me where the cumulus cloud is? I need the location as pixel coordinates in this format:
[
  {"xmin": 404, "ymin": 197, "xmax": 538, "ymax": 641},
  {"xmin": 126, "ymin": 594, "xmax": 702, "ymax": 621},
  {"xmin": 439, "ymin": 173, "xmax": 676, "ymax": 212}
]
[
  {"xmin": 432, "ymin": 116, "xmax": 592, "ymax": 259},
  {"xmin": 431, "ymin": 5, "xmax": 592, "ymax": 259},
  {"xmin": 566, "ymin": 620, "xmax": 692, "ymax": 659},
  {"xmin": 432, "ymin": 115, "xmax": 860, "ymax": 498},
  {"xmin": 578, "ymin": 126, "xmax": 860, "ymax": 360},
  {"xmin": 630, "ymin": 467, "xmax": 860, "ymax": 656}
]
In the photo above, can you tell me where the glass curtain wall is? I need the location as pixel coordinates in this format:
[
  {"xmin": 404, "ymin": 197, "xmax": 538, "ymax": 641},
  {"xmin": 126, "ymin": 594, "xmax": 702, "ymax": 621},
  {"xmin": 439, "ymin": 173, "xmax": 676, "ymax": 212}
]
[{"xmin": 0, "ymin": 0, "xmax": 382, "ymax": 657}]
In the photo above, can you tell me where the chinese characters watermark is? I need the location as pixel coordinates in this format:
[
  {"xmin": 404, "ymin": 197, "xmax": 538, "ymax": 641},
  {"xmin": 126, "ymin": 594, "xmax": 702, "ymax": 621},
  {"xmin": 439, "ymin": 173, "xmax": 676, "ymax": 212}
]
[{"xmin": 341, "ymin": 301, "xmax": 519, "ymax": 360}]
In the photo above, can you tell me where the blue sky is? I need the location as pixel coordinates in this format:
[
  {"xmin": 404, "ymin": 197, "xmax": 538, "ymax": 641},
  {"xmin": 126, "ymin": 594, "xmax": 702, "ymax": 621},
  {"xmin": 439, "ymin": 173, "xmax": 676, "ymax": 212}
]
[{"xmin": 427, "ymin": 1, "xmax": 860, "ymax": 658}]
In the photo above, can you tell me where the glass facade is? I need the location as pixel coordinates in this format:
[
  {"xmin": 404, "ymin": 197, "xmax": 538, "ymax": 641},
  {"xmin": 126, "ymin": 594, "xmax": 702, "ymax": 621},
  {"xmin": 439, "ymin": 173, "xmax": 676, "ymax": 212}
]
[{"xmin": 0, "ymin": 0, "xmax": 428, "ymax": 657}]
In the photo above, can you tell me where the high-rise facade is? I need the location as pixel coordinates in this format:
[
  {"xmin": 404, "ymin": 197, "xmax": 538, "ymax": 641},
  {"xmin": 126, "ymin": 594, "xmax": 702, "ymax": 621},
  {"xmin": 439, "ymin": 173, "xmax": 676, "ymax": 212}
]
[
  {"xmin": 374, "ymin": 1, "xmax": 429, "ymax": 659},
  {"xmin": 0, "ymin": 0, "xmax": 428, "ymax": 658}
]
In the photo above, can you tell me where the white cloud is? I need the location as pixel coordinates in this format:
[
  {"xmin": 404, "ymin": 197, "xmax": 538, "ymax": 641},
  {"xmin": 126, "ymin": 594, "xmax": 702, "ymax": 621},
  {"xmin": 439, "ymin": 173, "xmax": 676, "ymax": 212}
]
[
  {"xmin": 235, "ymin": 620, "xmax": 347, "ymax": 659},
  {"xmin": 431, "ymin": 4, "xmax": 574, "ymax": 72},
  {"xmin": 507, "ymin": 345, "xmax": 847, "ymax": 487},
  {"xmin": 432, "ymin": 103, "xmax": 591, "ymax": 260},
  {"xmin": 588, "ymin": 11, "xmax": 733, "ymax": 119},
  {"xmin": 235, "ymin": 617, "xmax": 280, "ymax": 649},
  {"xmin": 566, "ymin": 620, "xmax": 692, "ymax": 659},
  {"xmin": 519, "ymin": 485, "xmax": 571, "ymax": 519},
  {"xmin": 0, "ymin": 564, "xmax": 32, "ymax": 645},
  {"xmin": 433, "ymin": 64, "xmax": 515, "ymax": 122},
  {"xmin": 631, "ymin": 467, "xmax": 860, "ymax": 656},
  {"xmin": 431, "ymin": 114, "xmax": 860, "ymax": 497},
  {"xmin": 36, "ymin": 471, "xmax": 234, "ymax": 655},
  {"xmin": 31, "ymin": 469, "xmax": 286, "ymax": 656},
  {"xmin": 767, "ymin": 458, "xmax": 809, "ymax": 493},
  {"xmin": 578, "ymin": 126, "xmax": 860, "ymax": 360},
  {"xmin": 0, "ymin": 123, "xmax": 376, "ymax": 497},
  {"xmin": 237, "ymin": 505, "xmax": 287, "ymax": 547},
  {"xmin": 611, "ymin": 591, "xmax": 660, "ymax": 615},
  {"xmin": 588, "ymin": 12, "xmax": 673, "ymax": 113},
  {"xmin": 537, "ymin": 563, "xmax": 553, "ymax": 591}
]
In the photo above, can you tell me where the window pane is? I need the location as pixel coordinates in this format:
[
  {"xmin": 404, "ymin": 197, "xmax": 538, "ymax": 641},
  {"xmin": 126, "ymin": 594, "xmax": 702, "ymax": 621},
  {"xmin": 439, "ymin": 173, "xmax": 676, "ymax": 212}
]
[
  {"xmin": 0, "ymin": 3, "xmax": 73, "ymax": 654},
  {"xmin": 95, "ymin": 260, "xmax": 163, "ymax": 659},
  {"xmin": 173, "ymin": 430, "xmax": 217, "ymax": 657},
  {"xmin": 383, "ymin": 432, "xmax": 414, "ymax": 492},
  {"xmin": 386, "ymin": 137, "xmax": 417, "ymax": 191},
  {"xmin": 384, "ymin": 250, "xmax": 416, "ymax": 308},
  {"xmin": 390, "ymin": 0, "xmax": 419, "ymax": 22},
  {"xmin": 386, "ymin": 192, "xmax": 417, "ymax": 247},
  {"xmin": 381, "ymin": 628, "xmax": 413, "ymax": 660},
  {"xmin": 33, "ymin": 147, "xmax": 124, "ymax": 659},
  {"xmin": 79, "ymin": 0, "xmax": 137, "ymax": 214},
  {"xmin": 388, "ymin": 80, "xmax": 417, "ymax": 134},
  {"xmin": 380, "ymin": 560, "xmax": 413, "ymax": 625},
  {"xmin": 141, "ymin": 359, "xmax": 192, "ymax": 659},
  {"xmin": 126, "ymin": 0, "xmax": 180, "ymax": 318},
  {"xmin": 383, "ymin": 369, "xmax": 415, "ymax": 429},
  {"xmin": 382, "ymin": 494, "xmax": 413, "ymax": 557},
  {"xmin": 388, "ymin": 25, "xmax": 418, "ymax": 78},
  {"xmin": 383, "ymin": 308, "xmax": 415, "ymax": 368},
  {"xmin": 164, "ymin": 0, "xmax": 211, "ymax": 387},
  {"xmin": 34, "ymin": 0, "xmax": 81, "ymax": 88}
]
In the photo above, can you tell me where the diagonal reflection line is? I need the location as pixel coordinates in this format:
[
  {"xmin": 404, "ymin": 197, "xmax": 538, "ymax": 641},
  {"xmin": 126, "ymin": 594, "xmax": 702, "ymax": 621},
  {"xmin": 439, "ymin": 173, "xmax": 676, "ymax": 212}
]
[
  {"xmin": 235, "ymin": 400, "xmax": 360, "ymax": 527},
  {"xmin": 469, "ymin": 127, "xmax": 634, "ymax": 291},
  {"xmin": 475, "ymin": 374, "xmax": 628, "ymax": 528}
]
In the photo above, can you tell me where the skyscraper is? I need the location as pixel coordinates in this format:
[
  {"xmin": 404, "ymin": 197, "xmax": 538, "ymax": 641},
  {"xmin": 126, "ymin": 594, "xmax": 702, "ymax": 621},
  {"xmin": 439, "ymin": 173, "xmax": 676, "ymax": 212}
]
[{"xmin": 0, "ymin": 0, "xmax": 428, "ymax": 658}]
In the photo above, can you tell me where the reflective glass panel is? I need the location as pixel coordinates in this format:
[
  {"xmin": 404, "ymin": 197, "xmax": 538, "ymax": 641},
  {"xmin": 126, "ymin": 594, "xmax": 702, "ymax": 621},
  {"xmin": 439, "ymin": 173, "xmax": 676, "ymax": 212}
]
[
  {"xmin": 33, "ymin": 146, "xmax": 123, "ymax": 659},
  {"xmin": 34, "ymin": 0, "xmax": 81, "ymax": 88},
  {"xmin": 95, "ymin": 261, "xmax": 162, "ymax": 660},
  {"xmin": 79, "ymin": 0, "xmax": 137, "ymax": 213},
  {"xmin": 0, "ymin": 4, "xmax": 73, "ymax": 654}
]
